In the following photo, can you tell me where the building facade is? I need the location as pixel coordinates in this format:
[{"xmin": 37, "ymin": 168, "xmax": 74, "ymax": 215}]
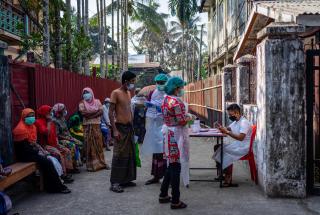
[{"xmin": 200, "ymin": 0, "xmax": 320, "ymax": 197}]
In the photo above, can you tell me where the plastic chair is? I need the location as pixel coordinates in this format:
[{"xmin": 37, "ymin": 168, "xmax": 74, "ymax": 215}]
[{"xmin": 240, "ymin": 125, "xmax": 258, "ymax": 184}]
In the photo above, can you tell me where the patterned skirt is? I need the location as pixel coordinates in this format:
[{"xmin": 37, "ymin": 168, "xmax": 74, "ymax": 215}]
[
  {"xmin": 44, "ymin": 144, "xmax": 73, "ymax": 174},
  {"xmin": 59, "ymin": 139, "xmax": 82, "ymax": 167},
  {"xmin": 83, "ymin": 124, "xmax": 107, "ymax": 172}
]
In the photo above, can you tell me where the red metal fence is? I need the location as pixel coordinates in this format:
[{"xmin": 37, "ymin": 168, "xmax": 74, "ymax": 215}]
[
  {"xmin": 184, "ymin": 74, "xmax": 223, "ymax": 126},
  {"xmin": 11, "ymin": 63, "xmax": 121, "ymax": 126}
]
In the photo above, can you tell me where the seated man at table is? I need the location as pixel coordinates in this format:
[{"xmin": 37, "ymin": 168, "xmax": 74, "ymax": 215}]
[{"xmin": 214, "ymin": 103, "xmax": 252, "ymax": 187}]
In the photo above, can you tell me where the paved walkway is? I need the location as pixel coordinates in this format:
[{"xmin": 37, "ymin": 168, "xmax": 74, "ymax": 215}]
[{"xmin": 10, "ymin": 137, "xmax": 320, "ymax": 215}]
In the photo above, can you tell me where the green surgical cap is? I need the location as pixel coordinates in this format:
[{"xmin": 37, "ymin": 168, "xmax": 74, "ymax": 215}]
[
  {"xmin": 164, "ymin": 77, "xmax": 186, "ymax": 95},
  {"xmin": 154, "ymin": 74, "xmax": 169, "ymax": 82}
]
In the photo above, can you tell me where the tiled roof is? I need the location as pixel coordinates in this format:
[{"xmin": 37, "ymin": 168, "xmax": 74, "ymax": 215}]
[{"xmin": 256, "ymin": 1, "xmax": 320, "ymax": 17}]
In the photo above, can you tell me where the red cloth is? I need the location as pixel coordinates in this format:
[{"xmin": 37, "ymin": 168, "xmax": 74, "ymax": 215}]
[
  {"xmin": 35, "ymin": 105, "xmax": 58, "ymax": 147},
  {"xmin": 12, "ymin": 108, "xmax": 37, "ymax": 143}
]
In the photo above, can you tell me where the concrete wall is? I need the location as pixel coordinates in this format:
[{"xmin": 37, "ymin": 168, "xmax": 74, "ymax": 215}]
[
  {"xmin": 0, "ymin": 55, "xmax": 13, "ymax": 165},
  {"xmin": 256, "ymin": 23, "xmax": 306, "ymax": 198}
]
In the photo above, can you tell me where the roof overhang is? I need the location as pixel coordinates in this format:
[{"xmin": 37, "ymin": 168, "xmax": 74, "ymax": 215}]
[{"xmin": 234, "ymin": 1, "xmax": 320, "ymax": 61}]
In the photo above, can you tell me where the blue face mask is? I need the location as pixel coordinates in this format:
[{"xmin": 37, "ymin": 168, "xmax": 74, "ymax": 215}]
[
  {"xmin": 83, "ymin": 93, "xmax": 92, "ymax": 101},
  {"xmin": 177, "ymin": 89, "xmax": 185, "ymax": 97},
  {"xmin": 25, "ymin": 117, "xmax": 36, "ymax": 125},
  {"xmin": 157, "ymin": 85, "xmax": 165, "ymax": 91}
]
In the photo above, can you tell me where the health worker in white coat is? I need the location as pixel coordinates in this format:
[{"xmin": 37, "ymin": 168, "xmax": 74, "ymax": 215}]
[{"xmin": 142, "ymin": 74, "xmax": 169, "ymax": 185}]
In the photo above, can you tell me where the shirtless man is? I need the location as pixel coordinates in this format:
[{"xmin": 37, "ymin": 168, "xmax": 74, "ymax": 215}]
[{"xmin": 109, "ymin": 70, "xmax": 137, "ymax": 193}]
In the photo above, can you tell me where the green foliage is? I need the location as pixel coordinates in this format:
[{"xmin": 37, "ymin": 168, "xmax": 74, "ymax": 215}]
[
  {"xmin": 91, "ymin": 64, "xmax": 120, "ymax": 79},
  {"xmin": 168, "ymin": 0, "xmax": 198, "ymax": 27}
]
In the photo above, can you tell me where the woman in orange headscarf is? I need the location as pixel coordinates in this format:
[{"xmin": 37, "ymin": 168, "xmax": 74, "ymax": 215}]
[
  {"xmin": 13, "ymin": 108, "xmax": 71, "ymax": 193},
  {"xmin": 35, "ymin": 105, "xmax": 74, "ymax": 183}
]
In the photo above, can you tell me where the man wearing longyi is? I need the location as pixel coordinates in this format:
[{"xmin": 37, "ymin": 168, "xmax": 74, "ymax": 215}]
[
  {"xmin": 109, "ymin": 71, "xmax": 137, "ymax": 193},
  {"xmin": 214, "ymin": 104, "xmax": 252, "ymax": 187}
]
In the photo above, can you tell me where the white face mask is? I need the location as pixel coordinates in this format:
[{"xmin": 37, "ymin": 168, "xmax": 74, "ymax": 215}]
[{"xmin": 127, "ymin": 83, "xmax": 135, "ymax": 90}]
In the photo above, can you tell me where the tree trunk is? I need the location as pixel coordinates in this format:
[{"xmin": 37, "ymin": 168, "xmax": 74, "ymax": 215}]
[
  {"xmin": 116, "ymin": 0, "xmax": 120, "ymax": 72},
  {"xmin": 98, "ymin": 0, "xmax": 105, "ymax": 78},
  {"xmin": 181, "ymin": 27, "xmax": 185, "ymax": 81},
  {"xmin": 77, "ymin": 0, "xmax": 82, "ymax": 73},
  {"xmin": 120, "ymin": 0, "xmax": 124, "ymax": 70},
  {"xmin": 84, "ymin": 0, "xmax": 90, "ymax": 75},
  {"xmin": 104, "ymin": 0, "xmax": 108, "ymax": 78},
  {"xmin": 197, "ymin": 24, "xmax": 204, "ymax": 81},
  {"xmin": 42, "ymin": 0, "xmax": 50, "ymax": 66},
  {"xmin": 54, "ymin": 2, "xmax": 62, "ymax": 69},
  {"xmin": 123, "ymin": 0, "xmax": 128, "ymax": 70},
  {"xmin": 111, "ymin": 0, "xmax": 115, "ymax": 70},
  {"xmin": 66, "ymin": 0, "xmax": 72, "ymax": 71}
]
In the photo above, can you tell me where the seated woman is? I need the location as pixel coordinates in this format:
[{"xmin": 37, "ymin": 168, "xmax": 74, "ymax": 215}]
[
  {"xmin": 35, "ymin": 105, "xmax": 74, "ymax": 183},
  {"xmin": 13, "ymin": 108, "xmax": 71, "ymax": 194},
  {"xmin": 52, "ymin": 103, "xmax": 83, "ymax": 172},
  {"xmin": 68, "ymin": 113, "xmax": 84, "ymax": 143}
]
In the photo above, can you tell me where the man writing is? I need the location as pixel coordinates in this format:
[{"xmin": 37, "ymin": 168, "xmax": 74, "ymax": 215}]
[
  {"xmin": 214, "ymin": 104, "xmax": 252, "ymax": 187},
  {"xmin": 109, "ymin": 71, "xmax": 137, "ymax": 193}
]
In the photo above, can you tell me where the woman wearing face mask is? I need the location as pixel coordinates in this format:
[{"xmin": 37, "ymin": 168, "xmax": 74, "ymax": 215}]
[
  {"xmin": 79, "ymin": 87, "xmax": 108, "ymax": 172},
  {"xmin": 35, "ymin": 105, "xmax": 74, "ymax": 183},
  {"xmin": 52, "ymin": 103, "xmax": 83, "ymax": 173},
  {"xmin": 13, "ymin": 108, "xmax": 71, "ymax": 194},
  {"xmin": 142, "ymin": 74, "xmax": 168, "ymax": 185},
  {"xmin": 159, "ymin": 77, "xmax": 192, "ymax": 210}
]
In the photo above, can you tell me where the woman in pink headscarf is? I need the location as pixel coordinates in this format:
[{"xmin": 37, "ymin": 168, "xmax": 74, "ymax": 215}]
[{"xmin": 79, "ymin": 87, "xmax": 108, "ymax": 172}]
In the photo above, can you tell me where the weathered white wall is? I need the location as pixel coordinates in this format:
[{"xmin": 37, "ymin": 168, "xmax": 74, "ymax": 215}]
[{"xmin": 256, "ymin": 23, "xmax": 306, "ymax": 198}]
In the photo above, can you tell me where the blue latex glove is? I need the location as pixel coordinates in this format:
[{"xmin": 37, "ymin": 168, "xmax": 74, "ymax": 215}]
[
  {"xmin": 144, "ymin": 101, "xmax": 154, "ymax": 108},
  {"xmin": 156, "ymin": 105, "xmax": 162, "ymax": 113}
]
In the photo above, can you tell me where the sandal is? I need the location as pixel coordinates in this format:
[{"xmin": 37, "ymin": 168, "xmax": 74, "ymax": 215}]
[
  {"xmin": 110, "ymin": 184, "xmax": 124, "ymax": 193},
  {"xmin": 159, "ymin": 196, "xmax": 171, "ymax": 204},
  {"xmin": 120, "ymin": 182, "xmax": 136, "ymax": 187},
  {"xmin": 171, "ymin": 201, "xmax": 187, "ymax": 210},
  {"xmin": 222, "ymin": 183, "xmax": 239, "ymax": 188},
  {"xmin": 145, "ymin": 178, "xmax": 159, "ymax": 185},
  {"xmin": 60, "ymin": 188, "xmax": 72, "ymax": 194}
]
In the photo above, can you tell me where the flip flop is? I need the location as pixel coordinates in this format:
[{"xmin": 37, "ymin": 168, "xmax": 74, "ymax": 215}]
[
  {"xmin": 110, "ymin": 184, "xmax": 124, "ymax": 193},
  {"xmin": 159, "ymin": 196, "xmax": 171, "ymax": 204},
  {"xmin": 171, "ymin": 201, "xmax": 187, "ymax": 210},
  {"xmin": 222, "ymin": 183, "xmax": 239, "ymax": 188}
]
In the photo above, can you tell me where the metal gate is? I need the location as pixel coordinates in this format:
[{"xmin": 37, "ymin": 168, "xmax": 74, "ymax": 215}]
[{"xmin": 306, "ymin": 49, "xmax": 320, "ymax": 194}]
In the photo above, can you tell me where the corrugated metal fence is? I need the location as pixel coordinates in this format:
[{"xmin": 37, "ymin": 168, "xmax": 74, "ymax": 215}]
[
  {"xmin": 11, "ymin": 63, "xmax": 121, "ymax": 126},
  {"xmin": 184, "ymin": 74, "xmax": 223, "ymax": 127}
]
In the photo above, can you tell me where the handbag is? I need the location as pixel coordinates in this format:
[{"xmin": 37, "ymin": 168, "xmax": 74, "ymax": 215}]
[{"xmin": 134, "ymin": 136, "xmax": 141, "ymax": 167}]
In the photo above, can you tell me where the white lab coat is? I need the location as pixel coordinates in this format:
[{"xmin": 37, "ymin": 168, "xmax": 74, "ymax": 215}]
[
  {"xmin": 141, "ymin": 89, "xmax": 166, "ymax": 155},
  {"xmin": 214, "ymin": 117, "xmax": 252, "ymax": 169}
]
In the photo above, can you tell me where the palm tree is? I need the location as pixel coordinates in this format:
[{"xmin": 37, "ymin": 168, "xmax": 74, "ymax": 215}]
[
  {"xmin": 77, "ymin": 0, "xmax": 82, "ymax": 73},
  {"xmin": 42, "ymin": 0, "xmax": 50, "ymax": 66},
  {"xmin": 168, "ymin": 17, "xmax": 206, "ymax": 81},
  {"xmin": 97, "ymin": 0, "xmax": 105, "ymax": 77},
  {"xmin": 66, "ymin": 0, "xmax": 72, "ymax": 71},
  {"xmin": 111, "ymin": 0, "xmax": 115, "ymax": 69},
  {"xmin": 123, "ymin": 0, "xmax": 128, "ymax": 70},
  {"xmin": 104, "ymin": 0, "xmax": 108, "ymax": 77},
  {"xmin": 168, "ymin": 0, "xmax": 198, "ymax": 80},
  {"xmin": 52, "ymin": 0, "xmax": 62, "ymax": 69},
  {"xmin": 116, "ymin": 0, "xmax": 120, "ymax": 71},
  {"xmin": 84, "ymin": 0, "xmax": 90, "ymax": 75}
]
